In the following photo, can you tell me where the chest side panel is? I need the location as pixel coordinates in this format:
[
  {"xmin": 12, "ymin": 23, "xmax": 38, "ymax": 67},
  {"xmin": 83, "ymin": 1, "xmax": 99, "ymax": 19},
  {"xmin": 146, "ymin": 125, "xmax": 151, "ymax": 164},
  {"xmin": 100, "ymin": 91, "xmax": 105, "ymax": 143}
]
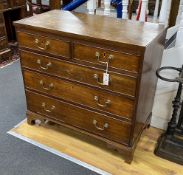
[{"xmin": 131, "ymin": 29, "xmax": 167, "ymax": 145}]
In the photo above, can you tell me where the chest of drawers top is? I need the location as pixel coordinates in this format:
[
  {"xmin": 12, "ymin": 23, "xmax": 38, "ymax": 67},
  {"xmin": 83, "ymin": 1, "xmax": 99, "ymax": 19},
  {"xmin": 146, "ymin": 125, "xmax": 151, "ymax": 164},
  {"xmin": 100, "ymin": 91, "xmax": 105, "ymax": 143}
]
[{"xmin": 14, "ymin": 10, "xmax": 165, "ymax": 53}]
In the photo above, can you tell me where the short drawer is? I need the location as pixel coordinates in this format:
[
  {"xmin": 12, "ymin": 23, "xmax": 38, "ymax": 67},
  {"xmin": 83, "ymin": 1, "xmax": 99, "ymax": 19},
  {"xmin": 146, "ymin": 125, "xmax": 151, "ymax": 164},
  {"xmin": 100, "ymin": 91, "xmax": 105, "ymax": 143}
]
[
  {"xmin": 73, "ymin": 43, "xmax": 141, "ymax": 73},
  {"xmin": 0, "ymin": 25, "xmax": 6, "ymax": 37},
  {"xmin": 20, "ymin": 50, "xmax": 137, "ymax": 96},
  {"xmin": 26, "ymin": 90, "xmax": 131, "ymax": 144},
  {"xmin": 17, "ymin": 32, "xmax": 71, "ymax": 58},
  {"xmin": 0, "ymin": 38, "xmax": 8, "ymax": 51},
  {"xmin": 23, "ymin": 70, "xmax": 135, "ymax": 120}
]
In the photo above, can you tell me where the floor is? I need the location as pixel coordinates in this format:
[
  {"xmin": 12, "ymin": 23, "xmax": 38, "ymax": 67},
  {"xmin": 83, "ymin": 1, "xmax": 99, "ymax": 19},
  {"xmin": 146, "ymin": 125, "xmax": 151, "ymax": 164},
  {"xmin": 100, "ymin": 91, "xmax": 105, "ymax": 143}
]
[
  {"xmin": 0, "ymin": 60, "xmax": 98, "ymax": 175},
  {"xmin": 9, "ymin": 119, "xmax": 183, "ymax": 175},
  {"xmin": 1, "ymin": 60, "xmax": 183, "ymax": 175}
]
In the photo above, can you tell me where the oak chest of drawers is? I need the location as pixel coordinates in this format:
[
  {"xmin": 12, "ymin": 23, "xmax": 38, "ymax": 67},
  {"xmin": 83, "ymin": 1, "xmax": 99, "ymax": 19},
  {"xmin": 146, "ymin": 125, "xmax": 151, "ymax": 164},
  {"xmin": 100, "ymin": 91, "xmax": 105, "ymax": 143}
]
[{"xmin": 14, "ymin": 10, "xmax": 166, "ymax": 163}]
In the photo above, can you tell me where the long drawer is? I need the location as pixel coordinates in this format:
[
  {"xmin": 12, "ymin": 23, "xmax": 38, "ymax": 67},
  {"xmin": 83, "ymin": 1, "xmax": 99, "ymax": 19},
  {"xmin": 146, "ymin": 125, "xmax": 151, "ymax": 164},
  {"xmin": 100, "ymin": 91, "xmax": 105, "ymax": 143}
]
[
  {"xmin": 23, "ymin": 70, "xmax": 135, "ymax": 120},
  {"xmin": 20, "ymin": 50, "xmax": 137, "ymax": 97},
  {"xmin": 26, "ymin": 90, "xmax": 131, "ymax": 144},
  {"xmin": 73, "ymin": 43, "xmax": 141, "ymax": 73},
  {"xmin": 0, "ymin": 37, "xmax": 8, "ymax": 51},
  {"xmin": 0, "ymin": 25, "xmax": 6, "ymax": 37},
  {"xmin": 17, "ymin": 32, "xmax": 71, "ymax": 58}
]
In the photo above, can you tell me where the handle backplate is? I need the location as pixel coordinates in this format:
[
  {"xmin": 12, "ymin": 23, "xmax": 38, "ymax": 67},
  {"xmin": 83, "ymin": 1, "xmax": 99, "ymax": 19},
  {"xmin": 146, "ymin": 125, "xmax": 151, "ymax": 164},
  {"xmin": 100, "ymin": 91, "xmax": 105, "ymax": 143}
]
[
  {"xmin": 93, "ymin": 119, "xmax": 109, "ymax": 131},
  {"xmin": 95, "ymin": 51, "xmax": 113, "ymax": 64},
  {"xmin": 94, "ymin": 96, "xmax": 111, "ymax": 108},
  {"xmin": 35, "ymin": 38, "xmax": 50, "ymax": 50},
  {"xmin": 37, "ymin": 59, "xmax": 52, "ymax": 70},
  {"xmin": 39, "ymin": 80, "xmax": 54, "ymax": 91},
  {"xmin": 41, "ymin": 102, "xmax": 55, "ymax": 113}
]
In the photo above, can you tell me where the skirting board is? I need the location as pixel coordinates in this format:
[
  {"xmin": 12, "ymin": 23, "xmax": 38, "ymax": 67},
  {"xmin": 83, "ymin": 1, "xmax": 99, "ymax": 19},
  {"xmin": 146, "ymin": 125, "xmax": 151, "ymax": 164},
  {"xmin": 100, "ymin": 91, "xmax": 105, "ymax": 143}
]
[
  {"xmin": 152, "ymin": 86, "xmax": 177, "ymax": 130},
  {"xmin": 151, "ymin": 115, "xmax": 168, "ymax": 130}
]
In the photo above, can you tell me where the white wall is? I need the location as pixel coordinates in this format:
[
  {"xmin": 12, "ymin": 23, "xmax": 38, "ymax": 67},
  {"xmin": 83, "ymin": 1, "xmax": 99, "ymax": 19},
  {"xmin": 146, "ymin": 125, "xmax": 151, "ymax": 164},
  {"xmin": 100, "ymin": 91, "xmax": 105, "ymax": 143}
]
[{"xmin": 151, "ymin": 29, "xmax": 183, "ymax": 129}]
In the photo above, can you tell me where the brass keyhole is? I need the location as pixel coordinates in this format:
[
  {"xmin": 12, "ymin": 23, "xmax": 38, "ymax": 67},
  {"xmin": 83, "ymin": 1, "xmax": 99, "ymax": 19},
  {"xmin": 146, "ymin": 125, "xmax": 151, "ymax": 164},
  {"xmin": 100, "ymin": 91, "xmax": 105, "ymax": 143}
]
[{"xmin": 103, "ymin": 52, "xmax": 106, "ymax": 58}]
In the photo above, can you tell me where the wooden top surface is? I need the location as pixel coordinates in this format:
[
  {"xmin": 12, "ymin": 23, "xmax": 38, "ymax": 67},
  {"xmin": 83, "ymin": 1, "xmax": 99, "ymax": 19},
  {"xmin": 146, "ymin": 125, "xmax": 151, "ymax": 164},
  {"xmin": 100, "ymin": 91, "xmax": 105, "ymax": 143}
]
[{"xmin": 14, "ymin": 10, "xmax": 166, "ymax": 47}]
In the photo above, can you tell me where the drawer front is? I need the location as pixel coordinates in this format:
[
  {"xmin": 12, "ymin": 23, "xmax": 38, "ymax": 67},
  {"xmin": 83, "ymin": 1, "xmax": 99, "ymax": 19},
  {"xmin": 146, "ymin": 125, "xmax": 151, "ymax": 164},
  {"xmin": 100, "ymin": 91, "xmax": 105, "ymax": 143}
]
[
  {"xmin": 0, "ymin": 38, "xmax": 8, "ymax": 51},
  {"xmin": 20, "ymin": 50, "xmax": 137, "ymax": 96},
  {"xmin": 17, "ymin": 32, "xmax": 71, "ymax": 58},
  {"xmin": 0, "ymin": 13, "xmax": 4, "ymax": 23},
  {"xmin": 0, "ymin": 25, "xmax": 6, "ymax": 37},
  {"xmin": 26, "ymin": 90, "xmax": 131, "ymax": 144},
  {"xmin": 23, "ymin": 70, "xmax": 135, "ymax": 119},
  {"xmin": 73, "ymin": 43, "xmax": 140, "ymax": 73}
]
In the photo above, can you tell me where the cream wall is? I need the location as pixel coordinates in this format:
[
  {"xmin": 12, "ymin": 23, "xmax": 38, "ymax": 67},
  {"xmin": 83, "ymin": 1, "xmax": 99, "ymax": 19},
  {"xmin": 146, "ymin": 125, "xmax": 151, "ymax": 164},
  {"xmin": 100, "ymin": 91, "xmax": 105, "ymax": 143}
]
[{"xmin": 151, "ymin": 36, "xmax": 183, "ymax": 129}]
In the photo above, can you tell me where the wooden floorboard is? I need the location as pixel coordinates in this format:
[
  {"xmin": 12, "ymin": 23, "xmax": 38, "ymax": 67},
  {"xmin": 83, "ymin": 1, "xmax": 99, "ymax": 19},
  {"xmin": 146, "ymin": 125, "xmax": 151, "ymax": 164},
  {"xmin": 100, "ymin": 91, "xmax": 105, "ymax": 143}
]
[{"xmin": 10, "ymin": 121, "xmax": 183, "ymax": 175}]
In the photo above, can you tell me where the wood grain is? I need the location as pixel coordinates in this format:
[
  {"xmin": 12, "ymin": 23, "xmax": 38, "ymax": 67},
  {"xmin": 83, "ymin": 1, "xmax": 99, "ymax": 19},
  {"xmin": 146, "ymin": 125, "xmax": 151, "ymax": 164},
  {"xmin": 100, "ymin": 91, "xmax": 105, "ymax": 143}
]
[
  {"xmin": 132, "ymin": 28, "xmax": 167, "ymax": 145},
  {"xmin": 73, "ymin": 43, "xmax": 140, "ymax": 73},
  {"xmin": 8, "ymin": 0, "xmax": 26, "ymax": 7},
  {"xmin": 24, "ymin": 71, "xmax": 135, "ymax": 120},
  {"xmin": 15, "ymin": 10, "xmax": 167, "ymax": 163},
  {"xmin": 0, "ymin": 13, "xmax": 4, "ymax": 23},
  {"xmin": 26, "ymin": 90, "xmax": 131, "ymax": 144},
  {"xmin": 169, "ymin": 0, "xmax": 180, "ymax": 27},
  {"xmin": 11, "ymin": 121, "xmax": 183, "ymax": 175},
  {"xmin": 0, "ymin": 1, "xmax": 26, "ymax": 62},
  {"xmin": 17, "ymin": 32, "xmax": 71, "ymax": 58},
  {"xmin": 14, "ymin": 10, "xmax": 165, "ymax": 50},
  {"xmin": 20, "ymin": 50, "xmax": 137, "ymax": 97},
  {"xmin": 0, "ymin": 37, "xmax": 8, "ymax": 50},
  {"xmin": 0, "ymin": 25, "xmax": 6, "ymax": 37},
  {"xmin": 50, "ymin": 0, "xmax": 62, "ymax": 9}
]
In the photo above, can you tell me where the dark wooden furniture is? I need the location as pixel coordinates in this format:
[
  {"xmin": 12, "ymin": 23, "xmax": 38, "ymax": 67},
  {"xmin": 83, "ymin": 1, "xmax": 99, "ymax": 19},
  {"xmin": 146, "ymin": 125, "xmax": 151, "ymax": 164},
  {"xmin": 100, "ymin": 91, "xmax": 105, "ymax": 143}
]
[
  {"xmin": 50, "ymin": 0, "xmax": 62, "ymax": 9},
  {"xmin": 169, "ymin": 0, "xmax": 180, "ymax": 27},
  {"xmin": 14, "ymin": 10, "xmax": 166, "ymax": 163},
  {"xmin": 0, "ymin": 0, "xmax": 27, "ymax": 62},
  {"xmin": 29, "ymin": 0, "xmax": 61, "ymax": 14},
  {"xmin": 131, "ymin": 0, "xmax": 159, "ymax": 15},
  {"xmin": 29, "ymin": 0, "xmax": 72, "ymax": 14}
]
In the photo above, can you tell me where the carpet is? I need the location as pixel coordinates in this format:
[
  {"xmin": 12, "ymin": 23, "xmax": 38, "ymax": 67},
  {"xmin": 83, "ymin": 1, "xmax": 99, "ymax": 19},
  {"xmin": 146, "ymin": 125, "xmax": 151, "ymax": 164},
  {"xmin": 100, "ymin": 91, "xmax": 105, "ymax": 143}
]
[
  {"xmin": 0, "ymin": 60, "xmax": 99, "ymax": 175},
  {"xmin": 0, "ymin": 54, "xmax": 19, "ymax": 68}
]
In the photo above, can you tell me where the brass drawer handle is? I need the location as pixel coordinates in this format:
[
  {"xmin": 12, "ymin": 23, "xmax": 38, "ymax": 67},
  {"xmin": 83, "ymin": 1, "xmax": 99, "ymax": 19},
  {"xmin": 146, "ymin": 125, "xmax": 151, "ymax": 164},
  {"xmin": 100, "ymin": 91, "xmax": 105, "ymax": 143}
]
[
  {"xmin": 95, "ymin": 52, "xmax": 113, "ymax": 64},
  {"xmin": 94, "ymin": 96, "xmax": 111, "ymax": 108},
  {"xmin": 41, "ymin": 102, "xmax": 55, "ymax": 113},
  {"xmin": 93, "ymin": 74, "xmax": 104, "ymax": 85},
  {"xmin": 35, "ymin": 38, "xmax": 50, "ymax": 50},
  {"xmin": 93, "ymin": 119, "xmax": 109, "ymax": 131},
  {"xmin": 39, "ymin": 80, "xmax": 54, "ymax": 91},
  {"xmin": 37, "ymin": 59, "xmax": 52, "ymax": 70}
]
